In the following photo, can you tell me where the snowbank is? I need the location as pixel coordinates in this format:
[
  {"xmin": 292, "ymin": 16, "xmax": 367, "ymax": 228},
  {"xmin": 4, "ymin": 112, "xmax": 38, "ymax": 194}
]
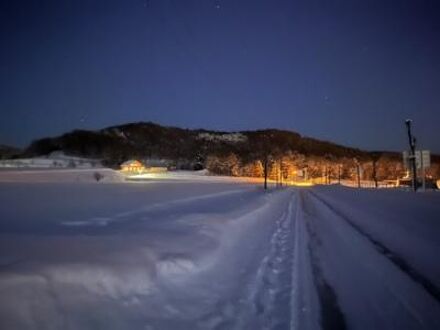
[{"xmin": 0, "ymin": 181, "xmax": 276, "ymax": 329}]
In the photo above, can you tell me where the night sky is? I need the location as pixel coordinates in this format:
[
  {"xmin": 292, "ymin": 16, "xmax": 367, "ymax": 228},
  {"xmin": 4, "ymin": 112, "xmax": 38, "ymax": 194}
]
[{"xmin": 1, "ymin": 0, "xmax": 440, "ymax": 152}]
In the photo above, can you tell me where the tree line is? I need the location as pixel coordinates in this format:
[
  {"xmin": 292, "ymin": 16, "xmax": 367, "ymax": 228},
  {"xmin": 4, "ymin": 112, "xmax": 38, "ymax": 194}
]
[{"xmin": 21, "ymin": 121, "xmax": 440, "ymax": 181}]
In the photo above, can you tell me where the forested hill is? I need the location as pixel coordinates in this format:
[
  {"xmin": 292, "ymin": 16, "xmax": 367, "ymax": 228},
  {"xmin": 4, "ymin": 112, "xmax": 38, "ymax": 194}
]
[
  {"xmin": 0, "ymin": 145, "xmax": 22, "ymax": 160},
  {"xmin": 22, "ymin": 121, "xmax": 440, "ymax": 179},
  {"xmin": 24, "ymin": 121, "xmax": 368, "ymax": 163}
]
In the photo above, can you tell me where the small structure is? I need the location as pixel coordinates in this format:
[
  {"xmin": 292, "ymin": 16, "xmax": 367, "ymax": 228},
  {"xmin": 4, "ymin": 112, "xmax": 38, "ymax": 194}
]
[
  {"xmin": 144, "ymin": 158, "xmax": 169, "ymax": 173},
  {"xmin": 120, "ymin": 160, "xmax": 145, "ymax": 173},
  {"xmin": 148, "ymin": 166, "xmax": 168, "ymax": 173}
]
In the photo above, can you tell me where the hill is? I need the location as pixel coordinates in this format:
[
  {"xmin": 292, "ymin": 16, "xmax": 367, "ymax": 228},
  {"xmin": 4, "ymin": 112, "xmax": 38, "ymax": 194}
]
[
  {"xmin": 21, "ymin": 122, "xmax": 439, "ymax": 180},
  {"xmin": 0, "ymin": 144, "xmax": 22, "ymax": 160},
  {"xmin": 24, "ymin": 122, "xmax": 367, "ymax": 162}
]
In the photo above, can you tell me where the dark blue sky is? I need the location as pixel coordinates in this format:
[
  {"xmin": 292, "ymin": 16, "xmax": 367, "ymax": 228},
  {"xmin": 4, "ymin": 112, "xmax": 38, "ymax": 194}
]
[{"xmin": 1, "ymin": 0, "xmax": 439, "ymax": 152}]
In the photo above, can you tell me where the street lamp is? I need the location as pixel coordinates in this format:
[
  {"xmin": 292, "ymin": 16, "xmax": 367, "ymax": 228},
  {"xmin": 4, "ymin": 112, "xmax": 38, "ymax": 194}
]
[{"xmin": 405, "ymin": 119, "xmax": 417, "ymax": 192}]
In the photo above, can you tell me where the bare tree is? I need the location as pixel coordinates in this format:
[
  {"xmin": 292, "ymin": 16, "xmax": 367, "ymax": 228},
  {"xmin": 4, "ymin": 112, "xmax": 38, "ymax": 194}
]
[
  {"xmin": 93, "ymin": 172, "xmax": 104, "ymax": 182},
  {"xmin": 255, "ymin": 133, "xmax": 273, "ymax": 190},
  {"xmin": 371, "ymin": 152, "xmax": 382, "ymax": 188},
  {"xmin": 354, "ymin": 158, "xmax": 361, "ymax": 188}
]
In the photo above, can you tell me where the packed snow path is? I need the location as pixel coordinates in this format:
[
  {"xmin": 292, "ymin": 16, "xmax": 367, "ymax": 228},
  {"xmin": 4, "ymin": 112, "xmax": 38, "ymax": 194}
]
[{"xmin": 0, "ymin": 181, "xmax": 439, "ymax": 329}]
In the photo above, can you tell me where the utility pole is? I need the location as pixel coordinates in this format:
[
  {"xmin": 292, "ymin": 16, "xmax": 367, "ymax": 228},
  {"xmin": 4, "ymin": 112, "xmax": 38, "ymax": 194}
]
[
  {"xmin": 405, "ymin": 120, "xmax": 417, "ymax": 192},
  {"xmin": 420, "ymin": 151, "xmax": 426, "ymax": 191}
]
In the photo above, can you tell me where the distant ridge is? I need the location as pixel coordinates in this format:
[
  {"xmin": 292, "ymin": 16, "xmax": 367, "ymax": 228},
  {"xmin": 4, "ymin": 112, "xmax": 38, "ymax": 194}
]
[
  {"xmin": 0, "ymin": 144, "xmax": 21, "ymax": 160},
  {"xmin": 21, "ymin": 121, "xmax": 439, "ymax": 179},
  {"xmin": 24, "ymin": 121, "xmax": 369, "ymax": 161}
]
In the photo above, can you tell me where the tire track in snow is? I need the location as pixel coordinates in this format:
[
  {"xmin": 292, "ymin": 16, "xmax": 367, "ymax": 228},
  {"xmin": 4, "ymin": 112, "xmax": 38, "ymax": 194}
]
[
  {"xmin": 309, "ymin": 190, "xmax": 440, "ymax": 304},
  {"xmin": 298, "ymin": 191, "xmax": 347, "ymax": 330},
  {"xmin": 61, "ymin": 187, "xmax": 252, "ymax": 228}
]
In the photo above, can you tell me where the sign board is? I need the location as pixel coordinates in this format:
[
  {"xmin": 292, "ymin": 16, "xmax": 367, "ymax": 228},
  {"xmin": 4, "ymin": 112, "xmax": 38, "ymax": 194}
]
[
  {"xmin": 422, "ymin": 150, "xmax": 430, "ymax": 168},
  {"xmin": 415, "ymin": 150, "xmax": 430, "ymax": 169},
  {"xmin": 403, "ymin": 150, "xmax": 430, "ymax": 169}
]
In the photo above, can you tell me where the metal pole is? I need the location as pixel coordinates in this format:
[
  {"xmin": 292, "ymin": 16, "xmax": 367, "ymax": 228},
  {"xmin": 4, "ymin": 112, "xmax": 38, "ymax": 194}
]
[
  {"xmin": 421, "ymin": 151, "xmax": 426, "ymax": 191},
  {"xmin": 405, "ymin": 120, "xmax": 417, "ymax": 192}
]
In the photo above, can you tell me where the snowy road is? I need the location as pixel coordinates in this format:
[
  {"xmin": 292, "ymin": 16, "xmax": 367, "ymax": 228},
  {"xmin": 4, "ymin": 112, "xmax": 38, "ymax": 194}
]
[
  {"xmin": 300, "ymin": 189, "xmax": 440, "ymax": 329},
  {"xmin": 0, "ymin": 180, "xmax": 439, "ymax": 329}
]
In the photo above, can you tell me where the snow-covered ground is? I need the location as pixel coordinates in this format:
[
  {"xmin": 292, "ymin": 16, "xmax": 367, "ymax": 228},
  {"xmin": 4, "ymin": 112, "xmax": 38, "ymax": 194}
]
[
  {"xmin": 127, "ymin": 169, "xmax": 265, "ymax": 185},
  {"xmin": 0, "ymin": 168, "xmax": 124, "ymax": 183},
  {"xmin": 0, "ymin": 152, "xmax": 101, "ymax": 169},
  {"xmin": 0, "ymin": 172, "xmax": 439, "ymax": 329}
]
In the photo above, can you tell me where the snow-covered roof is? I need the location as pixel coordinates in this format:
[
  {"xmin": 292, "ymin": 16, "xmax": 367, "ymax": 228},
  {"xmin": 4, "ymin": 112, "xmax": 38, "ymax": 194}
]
[
  {"xmin": 145, "ymin": 158, "xmax": 170, "ymax": 167},
  {"xmin": 121, "ymin": 160, "xmax": 144, "ymax": 167}
]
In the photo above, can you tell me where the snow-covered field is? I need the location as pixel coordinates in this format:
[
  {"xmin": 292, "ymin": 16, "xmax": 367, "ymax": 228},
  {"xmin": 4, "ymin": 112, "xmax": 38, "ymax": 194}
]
[
  {"xmin": 0, "ymin": 171, "xmax": 439, "ymax": 329},
  {"xmin": 0, "ymin": 153, "xmax": 101, "ymax": 169},
  {"xmin": 0, "ymin": 168, "xmax": 124, "ymax": 183}
]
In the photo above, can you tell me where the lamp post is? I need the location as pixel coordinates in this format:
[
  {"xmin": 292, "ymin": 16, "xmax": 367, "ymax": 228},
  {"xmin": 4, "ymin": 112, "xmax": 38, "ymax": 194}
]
[{"xmin": 405, "ymin": 120, "xmax": 417, "ymax": 192}]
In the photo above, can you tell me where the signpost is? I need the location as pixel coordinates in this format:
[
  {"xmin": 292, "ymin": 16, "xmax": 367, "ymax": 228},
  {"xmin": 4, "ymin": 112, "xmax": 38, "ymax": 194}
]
[
  {"xmin": 403, "ymin": 149, "xmax": 431, "ymax": 190},
  {"xmin": 402, "ymin": 150, "xmax": 430, "ymax": 169},
  {"xmin": 421, "ymin": 150, "xmax": 431, "ymax": 168},
  {"xmin": 418, "ymin": 150, "xmax": 430, "ymax": 190}
]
